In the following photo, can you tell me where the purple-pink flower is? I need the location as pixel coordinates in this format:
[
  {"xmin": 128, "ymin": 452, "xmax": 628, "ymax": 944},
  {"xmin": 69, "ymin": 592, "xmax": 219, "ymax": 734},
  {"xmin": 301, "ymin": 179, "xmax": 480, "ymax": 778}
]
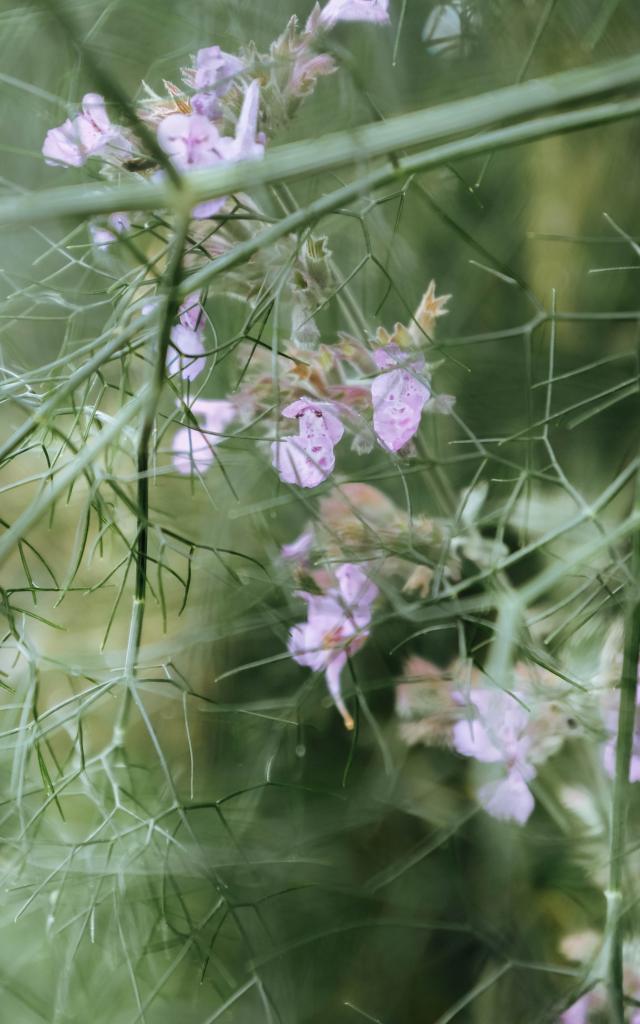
[
  {"xmin": 167, "ymin": 293, "xmax": 207, "ymax": 381},
  {"xmin": 177, "ymin": 291, "xmax": 204, "ymax": 332},
  {"xmin": 453, "ymin": 689, "xmax": 536, "ymax": 825},
  {"xmin": 271, "ymin": 398, "xmax": 344, "ymax": 488},
  {"xmin": 89, "ymin": 212, "xmax": 131, "ymax": 251},
  {"xmin": 281, "ymin": 528, "xmax": 314, "ymax": 562},
  {"xmin": 371, "ymin": 345, "xmax": 431, "ymax": 453},
  {"xmin": 167, "ymin": 326, "xmax": 206, "ymax": 381},
  {"xmin": 289, "ymin": 52, "xmax": 338, "ymax": 97},
  {"xmin": 157, "ymin": 79, "xmax": 264, "ymax": 218},
  {"xmin": 314, "ymin": 0, "xmax": 390, "ymax": 29},
  {"xmin": 289, "ymin": 563, "xmax": 378, "ymax": 728},
  {"xmin": 43, "ymin": 93, "xmax": 130, "ymax": 167},
  {"xmin": 191, "ymin": 45, "xmax": 244, "ymax": 119},
  {"xmin": 172, "ymin": 398, "xmax": 235, "ymax": 474},
  {"xmin": 560, "ymin": 995, "xmax": 593, "ymax": 1024}
]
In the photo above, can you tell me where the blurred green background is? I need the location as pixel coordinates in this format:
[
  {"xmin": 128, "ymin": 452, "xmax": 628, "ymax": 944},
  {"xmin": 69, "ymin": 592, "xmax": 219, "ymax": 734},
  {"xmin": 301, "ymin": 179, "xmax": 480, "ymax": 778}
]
[{"xmin": 1, "ymin": 0, "xmax": 640, "ymax": 1021}]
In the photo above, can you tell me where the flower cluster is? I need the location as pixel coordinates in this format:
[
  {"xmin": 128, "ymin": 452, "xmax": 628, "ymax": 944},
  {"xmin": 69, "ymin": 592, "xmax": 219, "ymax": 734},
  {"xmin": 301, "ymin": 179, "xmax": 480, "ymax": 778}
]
[
  {"xmin": 289, "ymin": 562, "xmax": 378, "ymax": 729},
  {"xmin": 43, "ymin": 93, "xmax": 132, "ymax": 167},
  {"xmin": 41, "ymin": 1, "xmax": 401, "ymax": 727},
  {"xmin": 171, "ymin": 399, "xmax": 236, "ymax": 476},
  {"xmin": 42, "ymin": 0, "xmax": 396, "ymax": 496},
  {"xmin": 265, "ymin": 281, "xmax": 453, "ymax": 488},
  {"xmin": 395, "ymin": 623, "xmax": 640, "ymax": 828},
  {"xmin": 167, "ymin": 293, "xmax": 207, "ymax": 382},
  {"xmin": 271, "ymin": 398, "xmax": 345, "ymax": 488},
  {"xmin": 396, "ymin": 658, "xmax": 583, "ymax": 824}
]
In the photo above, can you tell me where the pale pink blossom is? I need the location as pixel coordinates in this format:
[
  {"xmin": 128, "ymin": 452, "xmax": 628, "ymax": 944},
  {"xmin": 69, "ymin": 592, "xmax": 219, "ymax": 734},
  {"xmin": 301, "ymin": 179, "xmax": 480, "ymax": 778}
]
[
  {"xmin": 559, "ymin": 992, "xmax": 609, "ymax": 1024},
  {"xmin": 178, "ymin": 292, "xmax": 205, "ymax": 332},
  {"xmin": 43, "ymin": 93, "xmax": 130, "ymax": 167},
  {"xmin": 157, "ymin": 80, "xmax": 264, "ymax": 218},
  {"xmin": 166, "ymin": 293, "xmax": 207, "ymax": 381},
  {"xmin": 477, "ymin": 772, "xmax": 535, "ymax": 826},
  {"xmin": 316, "ymin": 0, "xmax": 390, "ymax": 29},
  {"xmin": 371, "ymin": 345, "xmax": 431, "ymax": 452},
  {"xmin": 89, "ymin": 212, "xmax": 131, "ymax": 251},
  {"xmin": 289, "ymin": 52, "xmax": 337, "ymax": 97},
  {"xmin": 271, "ymin": 398, "xmax": 344, "ymax": 488},
  {"xmin": 453, "ymin": 689, "xmax": 536, "ymax": 824},
  {"xmin": 191, "ymin": 46, "xmax": 244, "ymax": 119},
  {"xmin": 560, "ymin": 996, "xmax": 591, "ymax": 1024},
  {"xmin": 281, "ymin": 528, "xmax": 314, "ymax": 561},
  {"xmin": 167, "ymin": 325, "xmax": 206, "ymax": 381},
  {"xmin": 172, "ymin": 398, "xmax": 235, "ymax": 474},
  {"xmin": 225, "ymin": 79, "xmax": 264, "ymax": 162},
  {"xmin": 289, "ymin": 563, "xmax": 378, "ymax": 728}
]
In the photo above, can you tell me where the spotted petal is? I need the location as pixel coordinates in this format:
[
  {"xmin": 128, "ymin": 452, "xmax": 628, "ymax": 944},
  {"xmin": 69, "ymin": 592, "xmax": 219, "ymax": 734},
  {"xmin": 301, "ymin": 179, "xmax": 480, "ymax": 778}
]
[
  {"xmin": 271, "ymin": 434, "xmax": 335, "ymax": 488},
  {"xmin": 371, "ymin": 367, "xmax": 430, "ymax": 452}
]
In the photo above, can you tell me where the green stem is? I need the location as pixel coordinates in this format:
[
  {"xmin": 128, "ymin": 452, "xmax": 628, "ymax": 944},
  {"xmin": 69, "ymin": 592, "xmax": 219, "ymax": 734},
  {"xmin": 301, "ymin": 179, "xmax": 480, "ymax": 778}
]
[
  {"xmin": 179, "ymin": 93, "xmax": 640, "ymax": 298},
  {"xmin": 0, "ymin": 393, "xmax": 147, "ymax": 570},
  {"xmin": 605, "ymin": 482, "xmax": 640, "ymax": 1022},
  {"xmin": 0, "ymin": 317, "xmax": 146, "ymax": 467},
  {"xmin": 113, "ymin": 213, "xmax": 190, "ymax": 746},
  {"xmin": 2, "ymin": 58, "xmax": 640, "ymax": 227}
]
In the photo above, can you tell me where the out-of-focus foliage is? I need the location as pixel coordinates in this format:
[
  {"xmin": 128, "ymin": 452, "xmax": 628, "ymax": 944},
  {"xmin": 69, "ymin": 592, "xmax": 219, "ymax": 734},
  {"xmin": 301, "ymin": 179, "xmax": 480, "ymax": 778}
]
[{"xmin": 2, "ymin": 1, "xmax": 640, "ymax": 1022}]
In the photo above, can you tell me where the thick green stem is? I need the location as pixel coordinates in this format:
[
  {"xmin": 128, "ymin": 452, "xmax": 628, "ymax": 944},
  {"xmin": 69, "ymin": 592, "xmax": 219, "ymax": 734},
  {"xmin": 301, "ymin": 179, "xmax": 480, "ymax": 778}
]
[
  {"xmin": 605, "ymin": 483, "xmax": 640, "ymax": 1022},
  {"xmin": 2, "ymin": 60, "xmax": 640, "ymax": 227}
]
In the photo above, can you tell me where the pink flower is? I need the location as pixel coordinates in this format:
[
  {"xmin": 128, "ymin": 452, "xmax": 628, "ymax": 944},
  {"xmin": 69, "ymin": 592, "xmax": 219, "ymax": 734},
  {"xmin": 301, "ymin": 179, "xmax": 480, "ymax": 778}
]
[
  {"xmin": 289, "ymin": 52, "xmax": 337, "ymax": 97},
  {"xmin": 172, "ymin": 398, "xmax": 235, "ymax": 474},
  {"xmin": 157, "ymin": 114, "xmax": 223, "ymax": 166},
  {"xmin": 477, "ymin": 772, "xmax": 535, "ymax": 826},
  {"xmin": 281, "ymin": 528, "xmax": 314, "ymax": 561},
  {"xmin": 89, "ymin": 212, "xmax": 130, "ymax": 251},
  {"xmin": 157, "ymin": 80, "xmax": 264, "ymax": 218},
  {"xmin": 225, "ymin": 79, "xmax": 265, "ymax": 162},
  {"xmin": 177, "ymin": 292, "xmax": 203, "ymax": 332},
  {"xmin": 560, "ymin": 994, "xmax": 595, "ymax": 1023},
  {"xmin": 167, "ymin": 325, "xmax": 206, "ymax": 381},
  {"xmin": 316, "ymin": 0, "xmax": 390, "ymax": 29},
  {"xmin": 271, "ymin": 398, "xmax": 344, "ymax": 488},
  {"xmin": 167, "ymin": 293, "xmax": 207, "ymax": 381},
  {"xmin": 43, "ymin": 93, "xmax": 130, "ymax": 167},
  {"xmin": 453, "ymin": 689, "xmax": 536, "ymax": 825},
  {"xmin": 191, "ymin": 46, "xmax": 244, "ymax": 119},
  {"xmin": 289, "ymin": 563, "xmax": 378, "ymax": 728},
  {"xmin": 371, "ymin": 345, "xmax": 431, "ymax": 452}
]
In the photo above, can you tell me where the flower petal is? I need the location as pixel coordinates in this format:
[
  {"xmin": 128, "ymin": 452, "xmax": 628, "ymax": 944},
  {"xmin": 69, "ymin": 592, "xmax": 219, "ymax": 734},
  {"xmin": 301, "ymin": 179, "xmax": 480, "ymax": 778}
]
[
  {"xmin": 271, "ymin": 435, "xmax": 335, "ymax": 488},
  {"xmin": 319, "ymin": 0, "xmax": 390, "ymax": 28},
  {"xmin": 325, "ymin": 652, "xmax": 353, "ymax": 729},
  {"xmin": 477, "ymin": 773, "xmax": 535, "ymax": 825},
  {"xmin": 372, "ymin": 367, "xmax": 430, "ymax": 452}
]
